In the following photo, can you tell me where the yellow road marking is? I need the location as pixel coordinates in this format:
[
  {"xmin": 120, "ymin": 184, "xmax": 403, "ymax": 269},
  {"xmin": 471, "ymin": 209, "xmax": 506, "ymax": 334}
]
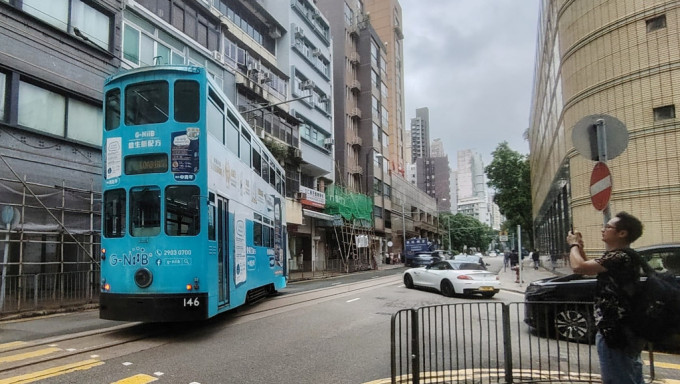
[
  {"xmin": 0, "ymin": 342, "xmax": 27, "ymax": 351},
  {"xmin": 644, "ymin": 360, "xmax": 680, "ymax": 370},
  {"xmin": 0, "ymin": 358, "xmax": 103, "ymax": 384},
  {"xmin": 111, "ymin": 374, "xmax": 158, "ymax": 384},
  {"xmin": 0, "ymin": 347, "xmax": 61, "ymax": 364}
]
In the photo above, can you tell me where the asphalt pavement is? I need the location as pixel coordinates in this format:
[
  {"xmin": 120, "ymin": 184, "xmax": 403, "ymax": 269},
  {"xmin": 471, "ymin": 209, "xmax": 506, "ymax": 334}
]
[{"xmin": 289, "ymin": 254, "xmax": 574, "ymax": 295}]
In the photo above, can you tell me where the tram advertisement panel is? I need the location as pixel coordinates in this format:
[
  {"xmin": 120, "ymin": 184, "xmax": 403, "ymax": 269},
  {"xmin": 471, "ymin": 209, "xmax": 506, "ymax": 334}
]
[
  {"xmin": 234, "ymin": 211, "xmax": 247, "ymax": 286},
  {"xmin": 171, "ymin": 129, "xmax": 199, "ymax": 181}
]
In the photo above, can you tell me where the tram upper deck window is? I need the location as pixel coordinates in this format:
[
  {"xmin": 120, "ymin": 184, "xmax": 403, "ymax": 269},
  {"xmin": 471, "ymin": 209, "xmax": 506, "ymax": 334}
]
[
  {"xmin": 105, "ymin": 89, "xmax": 120, "ymax": 130},
  {"xmin": 175, "ymin": 80, "xmax": 200, "ymax": 123},
  {"xmin": 165, "ymin": 185, "xmax": 200, "ymax": 236},
  {"xmin": 104, "ymin": 189, "xmax": 126, "ymax": 238},
  {"xmin": 125, "ymin": 81, "xmax": 169, "ymax": 126},
  {"xmin": 130, "ymin": 186, "xmax": 161, "ymax": 237}
]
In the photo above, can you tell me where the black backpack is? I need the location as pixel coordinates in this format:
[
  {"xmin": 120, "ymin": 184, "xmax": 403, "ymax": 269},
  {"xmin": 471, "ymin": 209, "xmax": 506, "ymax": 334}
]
[{"xmin": 624, "ymin": 249, "xmax": 680, "ymax": 343}]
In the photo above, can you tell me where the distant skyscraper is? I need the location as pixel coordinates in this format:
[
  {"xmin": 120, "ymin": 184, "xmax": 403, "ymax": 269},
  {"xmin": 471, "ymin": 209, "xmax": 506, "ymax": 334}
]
[
  {"xmin": 410, "ymin": 107, "xmax": 430, "ymax": 161},
  {"xmin": 456, "ymin": 150, "xmax": 490, "ymax": 225},
  {"xmin": 430, "ymin": 138, "xmax": 445, "ymax": 158}
]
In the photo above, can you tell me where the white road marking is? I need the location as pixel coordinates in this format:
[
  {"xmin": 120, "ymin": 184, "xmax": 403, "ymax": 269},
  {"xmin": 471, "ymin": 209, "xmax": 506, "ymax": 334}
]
[{"xmin": 346, "ymin": 298, "xmax": 361, "ymax": 303}]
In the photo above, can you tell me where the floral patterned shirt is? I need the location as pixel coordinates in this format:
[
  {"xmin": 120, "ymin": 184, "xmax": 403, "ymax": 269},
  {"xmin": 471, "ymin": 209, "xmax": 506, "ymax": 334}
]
[{"xmin": 594, "ymin": 249, "xmax": 641, "ymax": 348}]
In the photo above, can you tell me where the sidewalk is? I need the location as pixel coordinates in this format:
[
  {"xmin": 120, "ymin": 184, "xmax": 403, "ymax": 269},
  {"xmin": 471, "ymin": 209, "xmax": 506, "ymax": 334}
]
[{"xmin": 498, "ymin": 256, "xmax": 572, "ymax": 294}]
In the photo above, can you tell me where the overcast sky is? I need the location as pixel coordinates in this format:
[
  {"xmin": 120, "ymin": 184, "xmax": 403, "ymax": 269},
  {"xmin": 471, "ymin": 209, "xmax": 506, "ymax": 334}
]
[{"xmin": 400, "ymin": 0, "xmax": 540, "ymax": 168}]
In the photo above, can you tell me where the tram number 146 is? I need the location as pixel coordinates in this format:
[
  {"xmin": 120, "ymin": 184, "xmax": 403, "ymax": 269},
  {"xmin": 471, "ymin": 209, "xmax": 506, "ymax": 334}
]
[{"xmin": 183, "ymin": 297, "xmax": 200, "ymax": 307}]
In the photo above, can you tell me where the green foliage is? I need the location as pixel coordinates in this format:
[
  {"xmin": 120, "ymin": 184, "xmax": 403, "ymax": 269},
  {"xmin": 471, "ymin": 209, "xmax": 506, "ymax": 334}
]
[
  {"xmin": 441, "ymin": 213, "xmax": 494, "ymax": 252},
  {"xmin": 485, "ymin": 141, "xmax": 533, "ymax": 247}
]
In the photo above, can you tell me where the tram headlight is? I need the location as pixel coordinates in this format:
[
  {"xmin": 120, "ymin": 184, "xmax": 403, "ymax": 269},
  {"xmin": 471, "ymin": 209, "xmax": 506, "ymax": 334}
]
[
  {"xmin": 134, "ymin": 268, "xmax": 153, "ymax": 288},
  {"xmin": 101, "ymin": 248, "xmax": 106, "ymax": 260},
  {"xmin": 102, "ymin": 278, "xmax": 110, "ymax": 292}
]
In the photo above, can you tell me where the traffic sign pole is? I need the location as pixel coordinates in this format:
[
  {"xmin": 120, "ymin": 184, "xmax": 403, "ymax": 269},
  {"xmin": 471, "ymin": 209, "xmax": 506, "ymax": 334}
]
[{"xmin": 596, "ymin": 119, "xmax": 611, "ymax": 223}]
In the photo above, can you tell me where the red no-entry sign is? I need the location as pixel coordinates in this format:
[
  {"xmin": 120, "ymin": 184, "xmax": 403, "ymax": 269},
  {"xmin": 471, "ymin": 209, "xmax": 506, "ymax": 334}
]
[{"xmin": 590, "ymin": 162, "xmax": 612, "ymax": 211}]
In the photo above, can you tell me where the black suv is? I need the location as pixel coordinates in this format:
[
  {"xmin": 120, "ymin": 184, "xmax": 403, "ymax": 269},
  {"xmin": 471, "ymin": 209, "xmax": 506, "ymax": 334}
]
[{"xmin": 524, "ymin": 244, "xmax": 680, "ymax": 347}]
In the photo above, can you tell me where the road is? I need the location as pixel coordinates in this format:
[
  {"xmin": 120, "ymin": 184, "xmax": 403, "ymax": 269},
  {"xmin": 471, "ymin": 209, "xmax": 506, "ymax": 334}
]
[{"xmin": 1, "ymin": 261, "xmax": 679, "ymax": 383}]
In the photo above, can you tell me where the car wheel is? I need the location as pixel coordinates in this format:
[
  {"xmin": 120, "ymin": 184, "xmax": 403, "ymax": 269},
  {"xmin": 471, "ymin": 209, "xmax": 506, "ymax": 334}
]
[
  {"xmin": 481, "ymin": 292, "xmax": 496, "ymax": 299},
  {"xmin": 440, "ymin": 280, "xmax": 455, "ymax": 297},
  {"xmin": 554, "ymin": 306, "xmax": 593, "ymax": 342},
  {"xmin": 404, "ymin": 274, "xmax": 414, "ymax": 289}
]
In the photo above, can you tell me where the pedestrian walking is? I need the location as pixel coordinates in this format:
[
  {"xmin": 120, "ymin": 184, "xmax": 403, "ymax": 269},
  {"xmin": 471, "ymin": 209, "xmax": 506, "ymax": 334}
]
[
  {"xmin": 550, "ymin": 249, "xmax": 558, "ymax": 271},
  {"xmin": 532, "ymin": 248, "xmax": 540, "ymax": 270},
  {"xmin": 567, "ymin": 211, "xmax": 645, "ymax": 384},
  {"xmin": 509, "ymin": 249, "xmax": 520, "ymax": 283}
]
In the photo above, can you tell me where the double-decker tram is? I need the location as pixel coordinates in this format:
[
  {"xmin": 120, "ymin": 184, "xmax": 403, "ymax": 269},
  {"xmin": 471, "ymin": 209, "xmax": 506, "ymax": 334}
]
[{"xmin": 100, "ymin": 65, "xmax": 286, "ymax": 321}]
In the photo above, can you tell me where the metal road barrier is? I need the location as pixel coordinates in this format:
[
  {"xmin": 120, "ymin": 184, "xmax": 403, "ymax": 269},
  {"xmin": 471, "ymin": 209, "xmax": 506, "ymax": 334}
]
[
  {"xmin": 0, "ymin": 270, "xmax": 99, "ymax": 315},
  {"xmin": 391, "ymin": 302, "xmax": 656, "ymax": 384}
]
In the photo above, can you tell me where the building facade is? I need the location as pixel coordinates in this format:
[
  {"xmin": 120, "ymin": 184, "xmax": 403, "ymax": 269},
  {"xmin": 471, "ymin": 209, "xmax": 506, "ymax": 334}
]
[
  {"xmin": 415, "ymin": 156, "xmax": 452, "ymax": 213},
  {"xmin": 410, "ymin": 107, "xmax": 430, "ymax": 161},
  {"xmin": 529, "ymin": 0, "xmax": 680, "ymax": 257},
  {"xmin": 0, "ymin": 0, "xmax": 123, "ymax": 279},
  {"xmin": 265, "ymin": 0, "xmax": 335, "ymax": 273},
  {"xmin": 364, "ymin": 0, "xmax": 407, "ymax": 179},
  {"xmin": 0, "ymin": 0, "xmax": 310, "ymax": 282}
]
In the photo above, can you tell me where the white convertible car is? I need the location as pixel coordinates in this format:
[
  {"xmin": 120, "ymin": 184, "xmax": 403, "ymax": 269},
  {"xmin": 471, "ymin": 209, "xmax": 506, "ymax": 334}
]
[{"xmin": 403, "ymin": 260, "xmax": 501, "ymax": 298}]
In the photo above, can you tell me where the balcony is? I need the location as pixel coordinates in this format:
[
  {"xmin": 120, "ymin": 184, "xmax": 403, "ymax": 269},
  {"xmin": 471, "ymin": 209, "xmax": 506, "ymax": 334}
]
[
  {"xmin": 348, "ymin": 165, "xmax": 363, "ymax": 174},
  {"xmin": 349, "ymin": 79, "xmax": 361, "ymax": 93},
  {"xmin": 349, "ymin": 107, "xmax": 362, "ymax": 119},
  {"xmin": 348, "ymin": 135, "xmax": 362, "ymax": 147},
  {"xmin": 349, "ymin": 51, "xmax": 360, "ymax": 64}
]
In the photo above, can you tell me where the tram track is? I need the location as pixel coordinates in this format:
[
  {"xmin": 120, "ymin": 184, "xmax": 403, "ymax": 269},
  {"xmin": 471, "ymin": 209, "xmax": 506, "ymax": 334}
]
[
  {"xmin": 0, "ymin": 322, "xmax": 169, "ymax": 380},
  {"xmin": 0, "ymin": 274, "xmax": 402, "ymax": 381}
]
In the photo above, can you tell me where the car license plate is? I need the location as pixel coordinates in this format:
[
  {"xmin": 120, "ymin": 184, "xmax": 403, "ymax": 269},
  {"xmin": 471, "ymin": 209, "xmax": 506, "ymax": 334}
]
[{"xmin": 479, "ymin": 286, "xmax": 494, "ymax": 291}]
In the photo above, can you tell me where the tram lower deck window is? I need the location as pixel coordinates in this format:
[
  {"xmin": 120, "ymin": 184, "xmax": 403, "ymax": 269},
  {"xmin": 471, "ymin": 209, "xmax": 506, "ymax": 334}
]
[
  {"xmin": 130, "ymin": 186, "xmax": 161, "ymax": 237},
  {"xmin": 165, "ymin": 185, "xmax": 200, "ymax": 236},
  {"xmin": 104, "ymin": 189, "xmax": 126, "ymax": 237}
]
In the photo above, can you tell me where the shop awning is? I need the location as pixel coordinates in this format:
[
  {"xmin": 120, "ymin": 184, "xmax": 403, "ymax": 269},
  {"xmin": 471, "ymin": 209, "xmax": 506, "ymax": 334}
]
[{"xmin": 302, "ymin": 208, "xmax": 335, "ymax": 221}]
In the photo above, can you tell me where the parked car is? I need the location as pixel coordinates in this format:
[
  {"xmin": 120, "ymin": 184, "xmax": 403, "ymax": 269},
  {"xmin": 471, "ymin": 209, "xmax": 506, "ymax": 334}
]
[
  {"xmin": 452, "ymin": 254, "xmax": 488, "ymax": 269},
  {"xmin": 408, "ymin": 252, "xmax": 441, "ymax": 267},
  {"xmin": 524, "ymin": 244, "xmax": 680, "ymax": 347},
  {"xmin": 403, "ymin": 260, "xmax": 500, "ymax": 298}
]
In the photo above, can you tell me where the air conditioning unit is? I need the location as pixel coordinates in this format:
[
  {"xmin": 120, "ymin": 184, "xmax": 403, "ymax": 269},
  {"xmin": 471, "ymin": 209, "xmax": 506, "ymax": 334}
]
[
  {"xmin": 247, "ymin": 62, "xmax": 260, "ymax": 73},
  {"xmin": 295, "ymin": 26, "xmax": 305, "ymax": 37},
  {"xmin": 294, "ymin": 192, "xmax": 307, "ymax": 200},
  {"xmin": 212, "ymin": 50, "xmax": 223, "ymax": 64},
  {"xmin": 323, "ymin": 138, "xmax": 334, "ymax": 146},
  {"xmin": 260, "ymin": 72, "xmax": 272, "ymax": 84},
  {"xmin": 300, "ymin": 80, "xmax": 315, "ymax": 90},
  {"xmin": 312, "ymin": 48, "xmax": 322, "ymax": 57},
  {"xmin": 293, "ymin": 148, "xmax": 302, "ymax": 158}
]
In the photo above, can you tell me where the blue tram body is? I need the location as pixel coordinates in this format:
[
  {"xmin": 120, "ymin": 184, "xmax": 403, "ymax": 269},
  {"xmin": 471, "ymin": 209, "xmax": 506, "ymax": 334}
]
[{"xmin": 99, "ymin": 65, "xmax": 287, "ymax": 321}]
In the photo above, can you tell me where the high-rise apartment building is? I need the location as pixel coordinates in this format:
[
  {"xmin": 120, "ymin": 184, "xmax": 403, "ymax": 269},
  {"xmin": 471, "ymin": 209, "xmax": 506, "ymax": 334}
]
[
  {"xmin": 265, "ymin": 0, "xmax": 335, "ymax": 273},
  {"xmin": 530, "ymin": 1, "xmax": 680, "ymax": 255},
  {"xmin": 410, "ymin": 107, "xmax": 430, "ymax": 161},
  {"xmin": 364, "ymin": 0, "xmax": 406, "ymax": 178},
  {"xmin": 455, "ymin": 150, "xmax": 490, "ymax": 225},
  {"xmin": 317, "ymin": 0, "xmax": 392, "ymax": 259},
  {"xmin": 416, "ymin": 156, "xmax": 452, "ymax": 213},
  {"xmin": 430, "ymin": 138, "xmax": 445, "ymax": 158}
]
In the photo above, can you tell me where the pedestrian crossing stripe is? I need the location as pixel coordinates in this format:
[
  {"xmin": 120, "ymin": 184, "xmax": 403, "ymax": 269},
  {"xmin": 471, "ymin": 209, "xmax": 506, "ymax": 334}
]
[{"xmin": 0, "ymin": 358, "xmax": 103, "ymax": 384}]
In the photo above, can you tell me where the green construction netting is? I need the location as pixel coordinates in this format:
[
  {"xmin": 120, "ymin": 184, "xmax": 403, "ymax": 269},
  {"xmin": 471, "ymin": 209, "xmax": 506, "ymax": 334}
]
[{"xmin": 324, "ymin": 185, "xmax": 372, "ymax": 222}]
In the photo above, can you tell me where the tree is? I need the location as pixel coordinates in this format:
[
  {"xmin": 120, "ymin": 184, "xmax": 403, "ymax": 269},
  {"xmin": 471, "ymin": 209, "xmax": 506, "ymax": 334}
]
[
  {"xmin": 485, "ymin": 142, "xmax": 533, "ymax": 248},
  {"xmin": 441, "ymin": 213, "xmax": 493, "ymax": 253}
]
